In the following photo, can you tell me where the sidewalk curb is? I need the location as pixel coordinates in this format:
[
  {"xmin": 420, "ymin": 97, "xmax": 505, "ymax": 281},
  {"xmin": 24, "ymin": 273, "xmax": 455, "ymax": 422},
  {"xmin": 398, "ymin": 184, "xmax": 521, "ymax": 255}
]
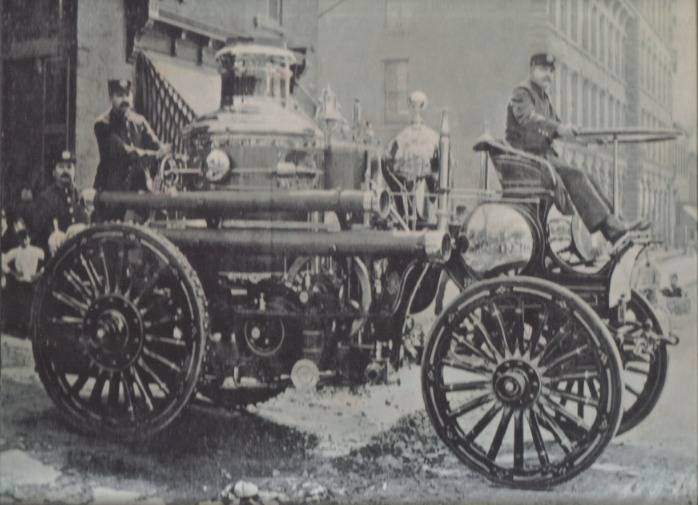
[{"xmin": 1, "ymin": 334, "xmax": 34, "ymax": 369}]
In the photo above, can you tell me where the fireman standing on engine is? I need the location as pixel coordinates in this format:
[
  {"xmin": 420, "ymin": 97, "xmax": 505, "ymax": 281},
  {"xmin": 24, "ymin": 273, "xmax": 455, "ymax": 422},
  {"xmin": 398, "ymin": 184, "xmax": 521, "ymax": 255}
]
[{"xmin": 93, "ymin": 79, "xmax": 170, "ymax": 196}]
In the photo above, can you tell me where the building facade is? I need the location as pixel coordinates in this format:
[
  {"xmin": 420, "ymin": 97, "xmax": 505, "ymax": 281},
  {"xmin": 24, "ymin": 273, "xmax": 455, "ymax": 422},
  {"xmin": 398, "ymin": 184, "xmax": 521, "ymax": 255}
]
[
  {"xmin": 1, "ymin": 0, "xmax": 319, "ymax": 205},
  {"xmin": 317, "ymin": 0, "xmax": 695, "ymax": 243}
]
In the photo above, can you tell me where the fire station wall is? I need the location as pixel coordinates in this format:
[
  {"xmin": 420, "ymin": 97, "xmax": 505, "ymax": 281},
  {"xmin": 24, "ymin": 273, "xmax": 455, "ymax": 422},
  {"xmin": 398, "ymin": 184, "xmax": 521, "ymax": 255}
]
[
  {"xmin": 317, "ymin": 0, "xmax": 540, "ymax": 189},
  {"xmin": 74, "ymin": 0, "xmax": 132, "ymax": 190}
]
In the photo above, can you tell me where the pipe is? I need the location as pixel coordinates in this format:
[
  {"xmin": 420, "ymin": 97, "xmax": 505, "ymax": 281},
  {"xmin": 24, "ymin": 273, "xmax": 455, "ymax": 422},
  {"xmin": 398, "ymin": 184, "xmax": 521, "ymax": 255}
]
[
  {"xmin": 437, "ymin": 110, "xmax": 450, "ymax": 230},
  {"xmin": 95, "ymin": 189, "xmax": 391, "ymax": 220},
  {"xmin": 158, "ymin": 227, "xmax": 452, "ymax": 263}
]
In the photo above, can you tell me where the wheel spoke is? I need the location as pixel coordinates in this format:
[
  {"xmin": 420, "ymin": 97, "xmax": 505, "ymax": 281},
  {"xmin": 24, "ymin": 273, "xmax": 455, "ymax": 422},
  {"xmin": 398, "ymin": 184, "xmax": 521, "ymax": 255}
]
[
  {"xmin": 544, "ymin": 386, "xmax": 599, "ymax": 408},
  {"xmin": 80, "ymin": 252, "xmax": 102, "ymax": 296},
  {"xmin": 514, "ymin": 298, "xmax": 526, "ymax": 356},
  {"xmin": 465, "ymin": 403, "xmax": 502, "ymax": 441},
  {"xmin": 114, "ymin": 241, "xmax": 128, "ymax": 294},
  {"xmin": 465, "ymin": 314, "xmax": 504, "ymax": 362},
  {"xmin": 527, "ymin": 409, "xmax": 550, "ymax": 466},
  {"xmin": 89, "ymin": 372, "xmax": 108, "ymax": 404},
  {"xmin": 52, "ymin": 290, "xmax": 89, "ymax": 315},
  {"xmin": 587, "ymin": 378, "xmax": 599, "ymax": 399},
  {"xmin": 145, "ymin": 334, "xmax": 186, "ymax": 348},
  {"xmin": 536, "ymin": 319, "xmax": 572, "ymax": 363},
  {"xmin": 143, "ymin": 314, "xmax": 181, "ymax": 331},
  {"xmin": 107, "ymin": 373, "xmax": 121, "ymax": 407},
  {"xmin": 540, "ymin": 344, "xmax": 590, "ymax": 373},
  {"xmin": 137, "ymin": 358, "xmax": 171, "ymax": 395},
  {"xmin": 576, "ymin": 379, "xmax": 585, "ymax": 418},
  {"xmin": 625, "ymin": 383, "xmax": 642, "ymax": 397},
  {"xmin": 513, "ymin": 410, "xmax": 525, "ymax": 471},
  {"xmin": 62, "ymin": 270, "xmax": 94, "ymax": 303},
  {"xmin": 535, "ymin": 404, "xmax": 574, "ymax": 454},
  {"xmin": 122, "ymin": 372, "xmax": 137, "ymax": 421},
  {"xmin": 440, "ymin": 379, "xmax": 490, "ymax": 393},
  {"xmin": 625, "ymin": 365, "xmax": 650, "ymax": 375},
  {"xmin": 131, "ymin": 366, "xmax": 155, "ymax": 411},
  {"xmin": 487, "ymin": 407, "xmax": 513, "ymax": 460},
  {"xmin": 143, "ymin": 348, "xmax": 182, "ymax": 374},
  {"xmin": 70, "ymin": 373, "xmax": 90, "ymax": 396},
  {"xmin": 97, "ymin": 242, "xmax": 111, "ymax": 294},
  {"xmin": 541, "ymin": 396, "xmax": 591, "ymax": 432},
  {"xmin": 487, "ymin": 303, "xmax": 512, "ymax": 356},
  {"xmin": 527, "ymin": 306, "xmax": 549, "ymax": 358},
  {"xmin": 447, "ymin": 392, "xmax": 494, "ymax": 419},
  {"xmin": 452, "ymin": 331, "xmax": 498, "ymax": 365},
  {"xmin": 133, "ymin": 264, "xmax": 169, "ymax": 306},
  {"xmin": 441, "ymin": 354, "xmax": 493, "ymax": 375},
  {"xmin": 542, "ymin": 369, "xmax": 599, "ymax": 383}
]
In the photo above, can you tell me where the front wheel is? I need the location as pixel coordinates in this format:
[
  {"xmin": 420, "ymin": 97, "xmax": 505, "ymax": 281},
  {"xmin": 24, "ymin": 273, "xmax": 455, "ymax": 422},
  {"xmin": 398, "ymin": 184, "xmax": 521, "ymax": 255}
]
[{"xmin": 421, "ymin": 276, "xmax": 623, "ymax": 489}]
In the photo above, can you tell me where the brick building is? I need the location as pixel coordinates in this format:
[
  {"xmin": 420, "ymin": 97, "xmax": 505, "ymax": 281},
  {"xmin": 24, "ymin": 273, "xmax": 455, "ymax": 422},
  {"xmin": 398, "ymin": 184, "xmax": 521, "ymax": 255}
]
[
  {"xmin": 1, "ymin": 0, "xmax": 319, "ymax": 206},
  {"xmin": 316, "ymin": 0, "xmax": 695, "ymax": 243}
]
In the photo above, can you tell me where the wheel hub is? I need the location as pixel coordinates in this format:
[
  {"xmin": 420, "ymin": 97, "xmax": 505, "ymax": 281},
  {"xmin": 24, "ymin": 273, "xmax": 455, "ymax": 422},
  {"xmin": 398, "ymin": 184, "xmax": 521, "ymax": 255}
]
[
  {"xmin": 492, "ymin": 359, "xmax": 540, "ymax": 407},
  {"xmin": 84, "ymin": 295, "xmax": 144, "ymax": 371}
]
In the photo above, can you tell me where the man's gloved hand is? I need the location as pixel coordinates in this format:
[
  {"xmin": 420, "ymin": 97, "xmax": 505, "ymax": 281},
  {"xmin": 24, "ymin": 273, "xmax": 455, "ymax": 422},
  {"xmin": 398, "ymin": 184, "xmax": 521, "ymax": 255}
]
[{"xmin": 556, "ymin": 123, "xmax": 579, "ymax": 139}]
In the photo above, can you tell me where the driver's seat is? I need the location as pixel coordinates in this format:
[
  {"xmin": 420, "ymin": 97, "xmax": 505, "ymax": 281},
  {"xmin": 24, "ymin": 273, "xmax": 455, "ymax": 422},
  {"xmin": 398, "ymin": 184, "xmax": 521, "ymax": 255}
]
[{"xmin": 473, "ymin": 134, "xmax": 556, "ymax": 200}]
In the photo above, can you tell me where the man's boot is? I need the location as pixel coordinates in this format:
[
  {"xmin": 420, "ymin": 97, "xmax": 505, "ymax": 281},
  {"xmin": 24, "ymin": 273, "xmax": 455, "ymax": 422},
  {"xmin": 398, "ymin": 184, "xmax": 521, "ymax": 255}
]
[{"xmin": 600, "ymin": 215, "xmax": 651, "ymax": 243}]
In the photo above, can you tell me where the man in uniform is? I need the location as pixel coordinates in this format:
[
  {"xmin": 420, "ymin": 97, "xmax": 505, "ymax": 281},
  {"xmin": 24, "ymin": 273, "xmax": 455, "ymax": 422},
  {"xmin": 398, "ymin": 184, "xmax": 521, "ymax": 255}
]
[
  {"xmin": 93, "ymin": 79, "xmax": 170, "ymax": 196},
  {"xmin": 32, "ymin": 150, "xmax": 88, "ymax": 255},
  {"xmin": 506, "ymin": 52, "xmax": 649, "ymax": 243}
]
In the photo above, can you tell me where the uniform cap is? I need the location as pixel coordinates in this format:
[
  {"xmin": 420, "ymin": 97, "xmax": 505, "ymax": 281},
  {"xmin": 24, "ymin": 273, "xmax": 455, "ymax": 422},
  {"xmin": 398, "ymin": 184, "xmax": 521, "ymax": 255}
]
[
  {"xmin": 530, "ymin": 52, "xmax": 556, "ymax": 70},
  {"xmin": 108, "ymin": 79, "xmax": 132, "ymax": 95}
]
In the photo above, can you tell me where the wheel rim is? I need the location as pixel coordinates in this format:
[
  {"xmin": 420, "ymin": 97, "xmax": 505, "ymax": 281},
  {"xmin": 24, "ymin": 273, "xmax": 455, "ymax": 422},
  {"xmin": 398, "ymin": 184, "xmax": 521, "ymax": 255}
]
[
  {"xmin": 616, "ymin": 291, "xmax": 668, "ymax": 435},
  {"xmin": 32, "ymin": 225, "xmax": 206, "ymax": 438},
  {"xmin": 422, "ymin": 277, "xmax": 623, "ymax": 488}
]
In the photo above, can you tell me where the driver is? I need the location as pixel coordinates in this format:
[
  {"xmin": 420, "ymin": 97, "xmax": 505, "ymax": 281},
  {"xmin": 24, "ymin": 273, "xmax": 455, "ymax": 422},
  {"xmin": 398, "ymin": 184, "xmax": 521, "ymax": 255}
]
[
  {"xmin": 93, "ymin": 79, "xmax": 170, "ymax": 195},
  {"xmin": 506, "ymin": 52, "xmax": 650, "ymax": 243}
]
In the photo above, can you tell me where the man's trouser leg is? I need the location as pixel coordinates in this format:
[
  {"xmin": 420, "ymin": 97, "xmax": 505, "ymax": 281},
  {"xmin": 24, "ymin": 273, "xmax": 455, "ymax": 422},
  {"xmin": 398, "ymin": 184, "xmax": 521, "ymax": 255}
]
[{"xmin": 549, "ymin": 156, "xmax": 611, "ymax": 233}]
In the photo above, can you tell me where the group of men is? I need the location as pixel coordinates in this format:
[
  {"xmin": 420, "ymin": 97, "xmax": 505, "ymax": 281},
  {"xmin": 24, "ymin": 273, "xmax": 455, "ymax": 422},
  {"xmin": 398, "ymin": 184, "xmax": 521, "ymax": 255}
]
[{"xmin": 1, "ymin": 79, "xmax": 168, "ymax": 334}]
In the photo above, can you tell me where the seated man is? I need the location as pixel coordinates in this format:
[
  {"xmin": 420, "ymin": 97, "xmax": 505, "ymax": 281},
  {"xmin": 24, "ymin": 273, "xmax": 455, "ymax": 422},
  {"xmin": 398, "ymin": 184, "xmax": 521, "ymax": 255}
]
[{"xmin": 506, "ymin": 52, "xmax": 649, "ymax": 243}]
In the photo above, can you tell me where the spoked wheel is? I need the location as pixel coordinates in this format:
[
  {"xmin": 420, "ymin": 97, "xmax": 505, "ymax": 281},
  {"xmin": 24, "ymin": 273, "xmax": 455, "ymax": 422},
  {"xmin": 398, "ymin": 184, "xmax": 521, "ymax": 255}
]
[
  {"xmin": 31, "ymin": 223, "xmax": 208, "ymax": 440},
  {"xmin": 615, "ymin": 290, "xmax": 669, "ymax": 435},
  {"xmin": 422, "ymin": 276, "xmax": 623, "ymax": 489}
]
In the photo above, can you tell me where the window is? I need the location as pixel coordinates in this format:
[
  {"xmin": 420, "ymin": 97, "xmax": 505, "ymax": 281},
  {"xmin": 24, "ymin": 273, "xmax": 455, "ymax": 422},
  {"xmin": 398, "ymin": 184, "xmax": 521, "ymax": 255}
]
[
  {"xmin": 582, "ymin": 79, "xmax": 590, "ymax": 126},
  {"xmin": 571, "ymin": 0, "xmax": 578, "ymax": 41},
  {"xmin": 615, "ymin": 32, "xmax": 622, "ymax": 75},
  {"xmin": 548, "ymin": 0, "xmax": 557, "ymax": 25},
  {"xmin": 582, "ymin": 0, "xmax": 590, "ymax": 49},
  {"xmin": 268, "ymin": 0, "xmax": 283, "ymax": 24},
  {"xmin": 384, "ymin": 59, "xmax": 409, "ymax": 121},
  {"xmin": 591, "ymin": 7, "xmax": 597, "ymax": 57},
  {"xmin": 570, "ymin": 73, "xmax": 578, "ymax": 124},
  {"xmin": 607, "ymin": 23, "xmax": 613, "ymax": 70},
  {"xmin": 600, "ymin": 16, "xmax": 606, "ymax": 66},
  {"xmin": 560, "ymin": 0, "xmax": 568, "ymax": 33},
  {"xmin": 591, "ymin": 85, "xmax": 597, "ymax": 127},
  {"xmin": 607, "ymin": 94, "xmax": 613, "ymax": 127},
  {"xmin": 599, "ymin": 90, "xmax": 605, "ymax": 127},
  {"xmin": 559, "ymin": 66, "xmax": 568, "ymax": 119}
]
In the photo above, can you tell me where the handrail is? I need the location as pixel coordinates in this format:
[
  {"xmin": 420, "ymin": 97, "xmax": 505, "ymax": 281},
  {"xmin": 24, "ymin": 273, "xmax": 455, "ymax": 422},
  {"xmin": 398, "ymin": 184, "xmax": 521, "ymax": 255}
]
[{"xmin": 573, "ymin": 128, "xmax": 683, "ymax": 145}]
